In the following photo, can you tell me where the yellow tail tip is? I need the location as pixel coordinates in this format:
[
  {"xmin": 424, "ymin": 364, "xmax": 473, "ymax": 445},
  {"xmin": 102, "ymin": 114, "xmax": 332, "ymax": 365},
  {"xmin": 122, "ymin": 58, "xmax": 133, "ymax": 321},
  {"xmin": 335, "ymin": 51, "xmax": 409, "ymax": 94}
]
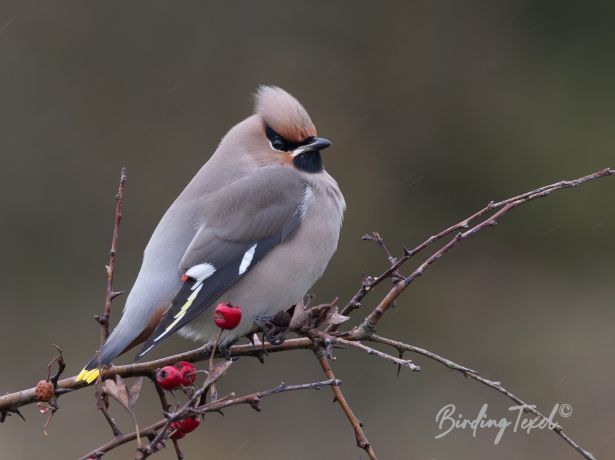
[
  {"xmin": 75, "ymin": 368, "xmax": 100, "ymax": 384},
  {"xmin": 75, "ymin": 368, "xmax": 88, "ymax": 381}
]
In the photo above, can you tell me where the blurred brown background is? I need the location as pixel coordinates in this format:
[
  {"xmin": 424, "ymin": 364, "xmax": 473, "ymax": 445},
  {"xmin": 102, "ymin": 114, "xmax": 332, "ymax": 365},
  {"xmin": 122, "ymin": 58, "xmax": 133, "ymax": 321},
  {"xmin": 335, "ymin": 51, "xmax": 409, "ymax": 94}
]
[{"xmin": 0, "ymin": 1, "xmax": 614, "ymax": 459}]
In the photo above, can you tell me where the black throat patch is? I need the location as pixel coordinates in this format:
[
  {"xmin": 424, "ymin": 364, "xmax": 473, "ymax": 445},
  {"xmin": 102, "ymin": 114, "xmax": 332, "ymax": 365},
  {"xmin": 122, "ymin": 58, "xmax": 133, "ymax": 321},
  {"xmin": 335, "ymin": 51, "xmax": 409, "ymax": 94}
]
[{"xmin": 293, "ymin": 151, "xmax": 323, "ymax": 173}]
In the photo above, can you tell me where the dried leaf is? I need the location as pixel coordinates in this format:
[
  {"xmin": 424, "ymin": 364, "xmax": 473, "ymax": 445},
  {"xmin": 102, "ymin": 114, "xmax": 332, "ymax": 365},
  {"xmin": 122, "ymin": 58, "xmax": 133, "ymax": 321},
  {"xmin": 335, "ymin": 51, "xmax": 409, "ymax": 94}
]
[
  {"xmin": 301, "ymin": 303, "xmax": 349, "ymax": 331},
  {"xmin": 128, "ymin": 377, "xmax": 144, "ymax": 410},
  {"xmin": 203, "ymin": 360, "xmax": 232, "ymax": 389},
  {"xmin": 289, "ymin": 299, "xmax": 308, "ymax": 331},
  {"xmin": 322, "ymin": 311, "xmax": 350, "ymax": 329},
  {"xmin": 102, "ymin": 376, "xmax": 129, "ymax": 411}
]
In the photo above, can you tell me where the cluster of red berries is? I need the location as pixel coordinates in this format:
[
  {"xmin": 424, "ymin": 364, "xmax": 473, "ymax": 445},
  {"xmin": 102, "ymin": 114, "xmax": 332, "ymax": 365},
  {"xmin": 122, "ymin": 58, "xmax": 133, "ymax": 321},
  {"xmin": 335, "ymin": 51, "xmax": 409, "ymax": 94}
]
[
  {"xmin": 154, "ymin": 361, "xmax": 200, "ymax": 439},
  {"xmin": 155, "ymin": 303, "xmax": 242, "ymax": 390},
  {"xmin": 155, "ymin": 361, "xmax": 196, "ymax": 390},
  {"xmin": 152, "ymin": 303, "xmax": 242, "ymax": 440}
]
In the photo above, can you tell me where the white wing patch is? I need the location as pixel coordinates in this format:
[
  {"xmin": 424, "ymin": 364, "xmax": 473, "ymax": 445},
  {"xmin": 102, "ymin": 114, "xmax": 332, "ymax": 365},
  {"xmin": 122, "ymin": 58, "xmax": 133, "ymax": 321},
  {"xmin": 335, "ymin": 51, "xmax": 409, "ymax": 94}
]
[
  {"xmin": 238, "ymin": 244, "xmax": 257, "ymax": 275},
  {"xmin": 185, "ymin": 263, "xmax": 216, "ymax": 290},
  {"xmin": 149, "ymin": 248, "xmax": 255, "ymax": 347},
  {"xmin": 153, "ymin": 284, "xmax": 203, "ymax": 342}
]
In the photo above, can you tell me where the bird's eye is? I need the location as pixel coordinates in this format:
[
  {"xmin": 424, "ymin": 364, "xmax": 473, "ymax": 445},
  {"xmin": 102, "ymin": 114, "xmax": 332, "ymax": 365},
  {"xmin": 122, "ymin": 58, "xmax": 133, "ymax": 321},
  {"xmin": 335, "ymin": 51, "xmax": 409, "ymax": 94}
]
[{"xmin": 271, "ymin": 138, "xmax": 286, "ymax": 151}]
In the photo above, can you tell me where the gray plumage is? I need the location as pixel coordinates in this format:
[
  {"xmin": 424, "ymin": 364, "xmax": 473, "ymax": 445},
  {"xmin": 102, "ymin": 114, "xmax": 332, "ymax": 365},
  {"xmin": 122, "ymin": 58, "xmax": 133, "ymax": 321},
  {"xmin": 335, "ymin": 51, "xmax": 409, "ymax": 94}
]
[{"xmin": 79, "ymin": 86, "xmax": 345, "ymax": 377}]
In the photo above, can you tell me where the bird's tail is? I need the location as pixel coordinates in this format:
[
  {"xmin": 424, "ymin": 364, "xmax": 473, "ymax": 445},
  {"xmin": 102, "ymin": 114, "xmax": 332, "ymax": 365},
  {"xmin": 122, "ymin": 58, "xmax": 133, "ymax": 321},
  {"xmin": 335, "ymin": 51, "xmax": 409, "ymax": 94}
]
[
  {"xmin": 75, "ymin": 320, "xmax": 142, "ymax": 384},
  {"xmin": 75, "ymin": 357, "xmax": 104, "ymax": 384}
]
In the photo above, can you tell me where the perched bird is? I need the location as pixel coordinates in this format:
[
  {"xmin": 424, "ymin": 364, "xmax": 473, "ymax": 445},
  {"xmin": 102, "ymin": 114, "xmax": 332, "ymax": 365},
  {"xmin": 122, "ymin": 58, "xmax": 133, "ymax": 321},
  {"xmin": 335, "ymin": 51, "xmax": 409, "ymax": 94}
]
[{"xmin": 76, "ymin": 86, "xmax": 345, "ymax": 383}]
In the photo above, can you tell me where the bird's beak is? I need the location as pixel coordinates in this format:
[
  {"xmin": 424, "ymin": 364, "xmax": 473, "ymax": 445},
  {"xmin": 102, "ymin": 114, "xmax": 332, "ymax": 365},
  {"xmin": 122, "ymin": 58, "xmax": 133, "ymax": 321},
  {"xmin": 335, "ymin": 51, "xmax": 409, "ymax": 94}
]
[
  {"xmin": 307, "ymin": 137, "xmax": 332, "ymax": 151},
  {"xmin": 292, "ymin": 137, "xmax": 332, "ymax": 157}
]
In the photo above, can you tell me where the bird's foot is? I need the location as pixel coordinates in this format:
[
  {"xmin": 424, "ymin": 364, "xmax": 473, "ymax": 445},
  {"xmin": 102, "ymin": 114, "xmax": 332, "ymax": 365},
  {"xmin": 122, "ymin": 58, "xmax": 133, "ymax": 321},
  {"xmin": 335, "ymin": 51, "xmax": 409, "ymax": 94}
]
[{"xmin": 253, "ymin": 310, "xmax": 291, "ymax": 346}]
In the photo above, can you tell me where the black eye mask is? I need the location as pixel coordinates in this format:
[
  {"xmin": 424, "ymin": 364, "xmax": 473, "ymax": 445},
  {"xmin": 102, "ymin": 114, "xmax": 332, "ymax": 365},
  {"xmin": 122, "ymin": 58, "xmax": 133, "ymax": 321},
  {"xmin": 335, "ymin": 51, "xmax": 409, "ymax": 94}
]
[
  {"xmin": 264, "ymin": 125, "xmax": 323, "ymax": 173},
  {"xmin": 265, "ymin": 125, "xmax": 314, "ymax": 152}
]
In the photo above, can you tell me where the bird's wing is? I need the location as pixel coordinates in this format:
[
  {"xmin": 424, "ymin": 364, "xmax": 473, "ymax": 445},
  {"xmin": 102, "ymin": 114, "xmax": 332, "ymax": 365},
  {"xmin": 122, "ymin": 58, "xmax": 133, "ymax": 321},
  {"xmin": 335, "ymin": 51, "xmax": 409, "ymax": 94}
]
[{"xmin": 135, "ymin": 167, "xmax": 306, "ymax": 359}]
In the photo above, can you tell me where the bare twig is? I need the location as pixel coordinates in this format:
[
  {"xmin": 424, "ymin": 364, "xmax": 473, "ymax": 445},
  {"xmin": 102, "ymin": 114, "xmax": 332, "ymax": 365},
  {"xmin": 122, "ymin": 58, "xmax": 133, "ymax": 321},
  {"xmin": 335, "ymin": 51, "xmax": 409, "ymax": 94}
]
[
  {"xmin": 47, "ymin": 344, "xmax": 65, "ymax": 388},
  {"xmin": 205, "ymin": 329, "xmax": 224, "ymax": 408},
  {"xmin": 336, "ymin": 337, "xmax": 420, "ymax": 371},
  {"xmin": 150, "ymin": 381, "xmax": 183, "ymax": 460},
  {"xmin": 368, "ymin": 334, "xmax": 596, "ymax": 460},
  {"xmin": 96, "ymin": 384, "xmax": 123, "ymax": 438},
  {"xmin": 316, "ymin": 352, "xmax": 377, "ymax": 460},
  {"xmin": 358, "ymin": 167, "xmax": 615, "ymax": 332},
  {"xmin": 408, "ymin": 167, "xmax": 614, "ymax": 259},
  {"xmin": 95, "ymin": 167, "xmax": 127, "ymax": 345},
  {"xmin": 92, "ymin": 168, "xmax": 127, "ymax": 438},
  {"xmin": 339, "ymin": 167, "xmax": 614, "ymax": 326},
  {"xmin": 362, "ymin": 231, "xmax": 398, "ymax": 268},
  {"xmin": 0, "ymin": 338, "xmax": 316, "ymax": 413},
  {"xmin": 79, "ymin": 379, "xmax": 339, "ymax": 460}
]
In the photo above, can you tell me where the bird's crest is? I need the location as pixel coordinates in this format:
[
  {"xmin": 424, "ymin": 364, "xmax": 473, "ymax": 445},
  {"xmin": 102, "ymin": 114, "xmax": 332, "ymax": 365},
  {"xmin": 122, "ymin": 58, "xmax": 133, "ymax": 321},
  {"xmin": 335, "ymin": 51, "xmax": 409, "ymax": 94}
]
[{"xmin": 255, "ymin": 86, "xmax": 317, "ymax": 143}]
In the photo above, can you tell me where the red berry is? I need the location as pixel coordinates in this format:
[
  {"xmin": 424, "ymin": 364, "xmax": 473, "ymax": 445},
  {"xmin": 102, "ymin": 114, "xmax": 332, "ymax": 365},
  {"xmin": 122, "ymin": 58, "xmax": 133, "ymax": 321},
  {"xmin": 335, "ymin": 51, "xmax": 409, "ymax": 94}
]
[
  {"xmin": 175, "ymin": 361, "xmax": 196, "ymax": 386},
  {"xmin": 168, "ymin": 417, "xmax": 200, "ymax": 439},
  {"xmin": 213, "ymin": 303, "xmax": 242, "ymax": 330},
  {"xmin": 177, "ymin": 416, "xmax": 200, "ymax": 433},
  {"xmin": 169, "ymin": 421, "xmax": 186, "ymax": 440},
  {"xmin": 155, "ymin": 366, "xmax": 182, "ymax": 390}
]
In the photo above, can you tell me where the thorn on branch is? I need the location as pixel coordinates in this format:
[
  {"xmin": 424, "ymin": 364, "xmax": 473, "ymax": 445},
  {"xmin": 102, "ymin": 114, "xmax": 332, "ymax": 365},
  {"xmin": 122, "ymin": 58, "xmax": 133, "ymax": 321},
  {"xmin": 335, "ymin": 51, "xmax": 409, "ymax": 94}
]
[
  {"xmin": 396, "ymin": 350, "xmax": 404, "ymax": 377},
  {"xmin": 94, "ymin": 315, "xmax": 108, "ymax": 326},
  {"xmin": 1, "ymin": 408, "xmax": 26, "ymax": 423},
  {"xmin": 249, "ymin": 400, "xmax": 261, "ymax": 412},
  {"xmin": 110, "ymin": 291, "xmax": 126, "ymax": 301}
]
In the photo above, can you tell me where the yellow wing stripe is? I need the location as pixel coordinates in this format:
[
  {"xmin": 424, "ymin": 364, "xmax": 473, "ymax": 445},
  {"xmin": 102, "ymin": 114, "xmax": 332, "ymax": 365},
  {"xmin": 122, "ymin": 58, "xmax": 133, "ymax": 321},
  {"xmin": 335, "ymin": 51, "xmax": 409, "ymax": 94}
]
[{"xmin": 154, "ymin": 284, "xmax": 203, "ymax": 342}]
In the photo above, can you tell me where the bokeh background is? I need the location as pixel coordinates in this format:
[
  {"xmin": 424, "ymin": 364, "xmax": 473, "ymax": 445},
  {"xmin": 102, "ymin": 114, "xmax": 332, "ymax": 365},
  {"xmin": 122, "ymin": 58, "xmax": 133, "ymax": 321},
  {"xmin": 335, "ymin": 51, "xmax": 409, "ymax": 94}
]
[{"xmin": 0, "ymin": 1, "xmax": 614, "ymax": 459}]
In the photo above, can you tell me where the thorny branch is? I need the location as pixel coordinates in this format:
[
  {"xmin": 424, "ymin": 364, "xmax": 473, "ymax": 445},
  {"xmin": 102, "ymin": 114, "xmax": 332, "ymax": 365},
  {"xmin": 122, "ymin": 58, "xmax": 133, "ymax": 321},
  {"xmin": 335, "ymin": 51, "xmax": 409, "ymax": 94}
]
[
  {"xmin": 79, "ymin": 378, "xmax": 340, "ymax": 460},
  {"xmin": 335, "ymin": 167, "xmax": 615, "ymax": 326},
  {"xmin": 95, "ymin": 167, "xmax": 127, "ymax": 344},
  {"xmin": 356, "ymin": 167, "xmax": 614, "ymax": 334},
  {"xmin": 47, "ymin": 344, "xmax": 66, "ymax": 389},
  {"xmin": 151, "ymin": 378, "xmax": 183, "ymax": 459},
  {"xmin": 0, "ymin": 167, "xmax": 612, "ymax": 460},
  {"xmin": 316, "ymin": 352, "xmax": 377, "ymax": 460},
  {"xmin": 93, "ymin": 168, "xmax": 127, "ymax": 439},
  {"xmin": 367, "ymin": 335, "xmax": 597, "ymax": 460}
]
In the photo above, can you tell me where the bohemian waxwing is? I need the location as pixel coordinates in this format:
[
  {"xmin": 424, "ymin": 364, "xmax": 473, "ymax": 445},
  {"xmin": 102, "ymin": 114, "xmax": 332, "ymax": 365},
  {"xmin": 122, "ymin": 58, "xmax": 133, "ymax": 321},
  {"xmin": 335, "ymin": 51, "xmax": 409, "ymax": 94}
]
[{"xmin": 76, "ymin": 86, "xmax": 345, "ymax": 383}]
